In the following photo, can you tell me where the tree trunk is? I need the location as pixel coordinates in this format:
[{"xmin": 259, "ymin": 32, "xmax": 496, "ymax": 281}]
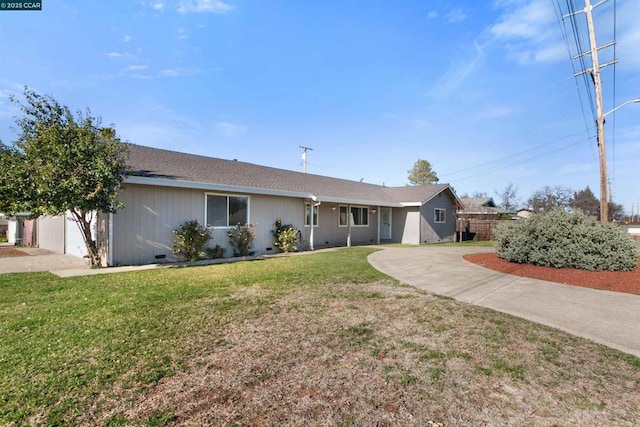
[{"xmin": 70, "ymin": 209, "xmax": 101, "ymax": 267}]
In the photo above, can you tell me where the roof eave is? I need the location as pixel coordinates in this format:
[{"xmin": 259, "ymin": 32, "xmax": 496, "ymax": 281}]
[
  {"xmin": 124, "ymin": 176, "xmax": 315, "ymax": 200},
  {"xmin": 316, "ymin": 196, "xmax": 402, "ymax": 207}
]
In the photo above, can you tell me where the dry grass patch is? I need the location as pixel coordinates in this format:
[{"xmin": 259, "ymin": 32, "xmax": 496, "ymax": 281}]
[{"xmin": 115, "ymin": 281, "xmax": 640, "ymax": 426}]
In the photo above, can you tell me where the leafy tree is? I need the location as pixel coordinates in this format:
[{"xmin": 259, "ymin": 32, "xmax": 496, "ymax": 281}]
[
  {"xmin": 608, "ymin": 201, "xmax": 625, "ymax": 222},
  {"xmin": 570, "ymin": 186, "xmax": 599, "ymax": 218},
  {"xmin": 495, "ymin": 182, "xmax": 519, "ymax": 211},
  {"xmin": 407, "ymin": 159, "xmax": 439, "ymax": 186},
  {"xmin": 527, "ymin": 185, "xmax": 572, "ymax": 213},
  {"xmin": 0, "ymin": 88, "xmax": 129, "ymax": 266}
]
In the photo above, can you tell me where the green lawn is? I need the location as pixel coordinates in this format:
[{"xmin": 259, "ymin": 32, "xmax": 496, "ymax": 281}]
[{"xmin": 1, "ymin": 247, "xmax": 639, "ymax": 426}]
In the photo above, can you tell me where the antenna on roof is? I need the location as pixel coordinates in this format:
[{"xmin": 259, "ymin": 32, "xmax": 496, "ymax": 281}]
[{"xmin": 299, "ymin": 145, "xmax": 313, "ymax": 173}]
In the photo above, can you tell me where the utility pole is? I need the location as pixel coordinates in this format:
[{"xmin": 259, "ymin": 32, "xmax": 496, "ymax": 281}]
[
  {"xmin": 299, "ymin": 145, "xmax": 313, "ymax": 173},
  {"xmin": 566, "ymin": 0, "xmax": 616, "ymax": 223}
]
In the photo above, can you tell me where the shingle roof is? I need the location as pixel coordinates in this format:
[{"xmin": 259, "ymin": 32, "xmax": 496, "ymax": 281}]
[
  {"xmin": 460, "ymin": 197, "xmax": 496, "ymax": 208},
  {"xmin": 125, "ymin": 144, "xmax": 454, "ymax": 206}
]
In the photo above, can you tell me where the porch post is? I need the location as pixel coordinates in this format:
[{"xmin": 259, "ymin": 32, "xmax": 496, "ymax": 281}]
[
  {"xmin": 346, "ymin": 204, "xmax": 351, "ymax": 247},
  {"xmin": 376, "ymin": 206, "xmax": 380, "ymax": 245},
  {"xmin": 309, "ymin": 203, "xmax": 315, "ymax": 251}
]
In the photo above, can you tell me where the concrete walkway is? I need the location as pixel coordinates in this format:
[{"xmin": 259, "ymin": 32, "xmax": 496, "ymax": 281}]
[
  {"xmin": 0, "ymin": 247, "xmax": 90, "ymax": 274},
  {"xmin": 368, "ymin": 246, "xmax": 640, "ymax": 358}
]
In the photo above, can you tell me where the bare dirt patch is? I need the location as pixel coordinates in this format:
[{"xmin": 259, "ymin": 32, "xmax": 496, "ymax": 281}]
[
  {"xmin": 464, "ymin": 253, "xmax": 640, "ymax": 295},
  {"xmin": 110, "ymin": 281, "xmax": 640, "ymax": 426},
  {"xmin": 0, "ymin": 247, "xmax": 28, "ymax": 258}
]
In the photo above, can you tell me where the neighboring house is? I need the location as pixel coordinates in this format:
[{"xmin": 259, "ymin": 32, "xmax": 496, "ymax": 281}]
[
  {"xmin": 458, "ymin": 197, "xmax": 501, "ymax": 218},
  {"xmin": 457, "ymin": 197, "xmax": 514, "ymax": 241},
  {"xmin": 35, "ymin": 144, "xmax": 462, "ymax": 266},
  {"xmin": 2, "ymin": 213, "xmax": 33, "ymax": 245},
  {"xmin": 516, "ymin": 208, "xmax": 534, "ymax": 219}
]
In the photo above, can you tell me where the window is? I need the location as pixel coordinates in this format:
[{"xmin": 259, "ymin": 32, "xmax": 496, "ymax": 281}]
[
  {"xmin": 434, "ymin": 208, "xmax": 446, "ymax": 223},
  {"xmin": 338, "ymin": 206, "xmax": 369, "ymax": 227},
  {"xmin": 305, "ymin": 203, "xmax": 318, "ymax": 227},
  {"xmin": 206, "ymin": 194, "xmax": 249, "ymax": 227}
]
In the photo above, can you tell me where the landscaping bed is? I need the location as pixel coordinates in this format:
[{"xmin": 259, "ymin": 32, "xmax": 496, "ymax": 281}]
[{"xmin": 465, "ymin": 252, "xmax": 640, "ymax": 295}]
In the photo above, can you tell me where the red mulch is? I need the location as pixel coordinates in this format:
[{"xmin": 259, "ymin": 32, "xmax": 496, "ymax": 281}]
[
  {"xmin": 464, "ymin": 252, "xmax": 640, "ymax": 296},
  {"xmin": 0, "ymin": 247, "xmax": 28, "ymax": 258}
]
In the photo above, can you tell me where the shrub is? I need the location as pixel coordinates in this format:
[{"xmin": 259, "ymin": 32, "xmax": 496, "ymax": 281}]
[
  {"xmin": 272, "ymin": 219, "xmax": 300, "ymax": 253},
  {"xmin": 172, "ymin": 220, "xmax": 212, "ymax": 262},
  {"xmin": 227, "ymin": 224, "xmax": 256, "ymax": 257},
  {"xmin": 205, "ymin": 244, "xmax": 226, "ymax": 259},
  {"xmin": 495, "ymin": 208, "xmax": 639, "ymax": 271}
]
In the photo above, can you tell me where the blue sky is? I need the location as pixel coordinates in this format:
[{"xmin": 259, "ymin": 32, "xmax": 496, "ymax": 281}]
[{"xmin": 1, "ymin": 0, "xmax": 638, "ymax": 211}]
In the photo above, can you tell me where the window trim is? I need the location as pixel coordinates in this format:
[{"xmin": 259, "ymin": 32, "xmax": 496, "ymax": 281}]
[
  {"xmin": 205, "ymin": 193, "xmax": 250, "ymax": 228},
  {"xmin": 304, "ymin": 202, "xmax": 319, "ymax": 227},
  {"xmin": 338, "ymin": 205, "xmax": 348, "ymax": 227},
  {"xmin": 340, "ymin": 205, "xmax": 369, "ymax": 227},
  {"xmin": 434, "ymin": 208, "xmax": 446, "ymax": 223}
]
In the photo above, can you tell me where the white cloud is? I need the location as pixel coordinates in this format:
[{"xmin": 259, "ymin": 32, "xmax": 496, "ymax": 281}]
[
  {"xmin": 178, "ymin": 28, "xmax": 188, "ymax": 40},
  {"xmin": 123, "ymin": 35, "xmax": 132, "ymax": 43},
  {"xmin": 491, "ymin": 0, "xmax": 555, "ymax": 40},
  {"xmin": 126, "ymin": 65, "xmax": 149, "ymax": 71},
  {"xmin": 445, "ymin": 8, "xmax": 468, "ymax": 24},
  {"xmin": 427, "ymin": 11, "xmax": 438, "ymax": 19},
  {"xmin": 104, "ymin": 51, "xmax": 136, "ymax": 61},
  {"xmin": 533, "ymin": 42, "xmax": 566, "ymax": 63},
  {"xmin": 151, "ymin": 1, "xmax": 165, "ymax": 11},
  {"xmin": 489, "ymin": 0, "xmax": 563, "ymax": 65},
  {"xmin": 475, "ymin": 105, "xmax": 514, "ymax": 121},
  {"xmin": 429, "ymin": 41, "xmax": 485, "ymax": 99},
  {"xmin": 177, "ymin": 0, "xmax": 232, "ymax": 14},
  {"xmin": 215, "ymin": 121, "xmax": 246, "ymax": 137}
]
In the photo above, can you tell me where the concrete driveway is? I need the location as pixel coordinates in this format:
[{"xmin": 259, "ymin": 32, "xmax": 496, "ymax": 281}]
[
  {"xmin": 0, "ymin": 246, "xmax": 89, "ymax": 274},
  {"xmin": 368, "ymin": 246, "xmax": 640, "ymax": 358}
]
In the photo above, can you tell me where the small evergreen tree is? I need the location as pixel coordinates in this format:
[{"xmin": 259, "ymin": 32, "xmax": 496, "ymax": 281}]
[{"xmin": 407, "ymin": 159, "xmax": 439, "ymax": 186}]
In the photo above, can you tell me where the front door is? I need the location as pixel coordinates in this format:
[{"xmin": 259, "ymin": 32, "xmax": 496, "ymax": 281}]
[{"xmin": 380, "ymin": 208, "xmax": 392, "ymax": 240}]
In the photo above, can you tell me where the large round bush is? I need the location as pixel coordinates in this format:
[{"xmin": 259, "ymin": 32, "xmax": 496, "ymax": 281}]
[{"xmin": 494, "ymin": 209, "xmax": 639, "ymax": 271}]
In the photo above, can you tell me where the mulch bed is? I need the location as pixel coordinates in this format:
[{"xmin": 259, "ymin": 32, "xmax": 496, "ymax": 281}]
[
  {"xmin": 464, "ymin": 252, "xmax": 640, "ymax": 296},
  {"xmin": 0, "ymin": 247, "xmax": 29, "ymax": 258}
]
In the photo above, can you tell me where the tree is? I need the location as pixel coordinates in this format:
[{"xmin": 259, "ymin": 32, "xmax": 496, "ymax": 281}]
[
  {"xmin": 608, "ymin": 201, "xmax": 625, "ymax": 222},
  {"xmin": 570, "ymin": 186, "xmax": 599, "ymax": 218},
  {"xmin": 407, "ymin": 159, "xmax": 439, "ymax": 186},
  {"xmin": 527, "ymin": 185, "xmax": 573, "ymax": 213},
  {"xmin": 0, "ymin": 88, "xmax": 129, "ymax": 266},
  {"xmin": 495, "ymin": 182, "xmax": 519, "ymax": 211}
]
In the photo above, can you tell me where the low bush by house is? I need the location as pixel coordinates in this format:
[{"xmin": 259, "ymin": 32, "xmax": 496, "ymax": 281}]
[{"xmin": 495, "ymin": 208, "xmax": 639, "ymax": 271}]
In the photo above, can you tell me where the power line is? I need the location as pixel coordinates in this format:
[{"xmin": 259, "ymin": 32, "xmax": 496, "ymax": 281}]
[
  {"xmin": 444, "ymin": 136, "xmax": 590, "ymax": 183},
  {"xmin": 439, "ymin": 129, "xmax": 592, "ymax": 180}
]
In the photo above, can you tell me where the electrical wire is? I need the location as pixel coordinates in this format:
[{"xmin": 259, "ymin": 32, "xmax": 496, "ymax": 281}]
[{"xmin": 553, "ymin": 0, "xmax": 594, "ymax": 142}]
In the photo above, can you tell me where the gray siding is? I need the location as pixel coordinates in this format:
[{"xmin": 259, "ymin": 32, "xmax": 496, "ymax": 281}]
[
  {"xmin": 420, "ymin": 192, "xmax": 457, "ymax": 243},
  {"xmin": 112, "ymin": 184, "xmax": 306, "ymax": 265},
  {"xmin": 303, "ymin": 204, "xmax": 379, "ymax": 248}
]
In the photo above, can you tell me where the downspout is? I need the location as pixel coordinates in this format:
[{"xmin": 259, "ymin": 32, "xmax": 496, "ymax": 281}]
[{"xmin": 309, "ymin": 201, "xmax": 321, "ymax": 251}]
